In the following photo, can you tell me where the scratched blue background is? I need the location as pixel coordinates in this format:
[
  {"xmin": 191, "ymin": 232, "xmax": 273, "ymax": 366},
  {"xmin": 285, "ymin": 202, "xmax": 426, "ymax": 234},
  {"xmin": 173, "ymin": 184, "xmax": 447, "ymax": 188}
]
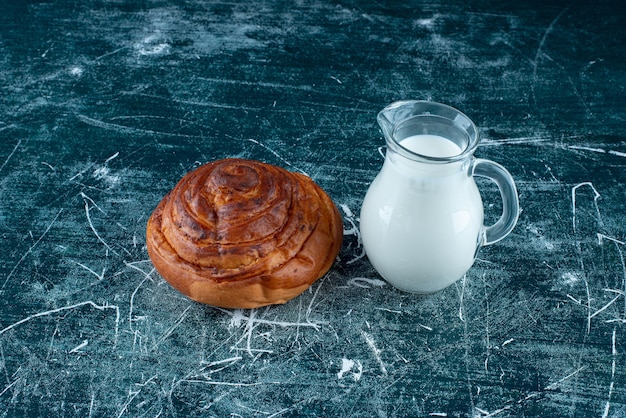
[{"xmin": 1, "ymin": 0, "xmax": 625, "ymax": 416}]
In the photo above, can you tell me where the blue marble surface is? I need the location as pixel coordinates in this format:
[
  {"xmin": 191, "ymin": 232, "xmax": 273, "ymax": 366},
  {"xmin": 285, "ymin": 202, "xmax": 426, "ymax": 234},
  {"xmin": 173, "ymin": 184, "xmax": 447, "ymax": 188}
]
[{"xmin": 0, "ymin": 0, "xmax": 625, "ymax": 416}]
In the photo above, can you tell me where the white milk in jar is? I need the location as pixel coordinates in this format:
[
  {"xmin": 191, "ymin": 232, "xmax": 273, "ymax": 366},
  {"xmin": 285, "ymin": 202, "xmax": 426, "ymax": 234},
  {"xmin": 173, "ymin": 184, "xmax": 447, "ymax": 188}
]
[
  {"xmin": 400, "ymin": 134, "xmax": 463, "ymax": 158},
  {"xmin": 360, "ymin": 134, "xmax": 484, "ymax": 293}
]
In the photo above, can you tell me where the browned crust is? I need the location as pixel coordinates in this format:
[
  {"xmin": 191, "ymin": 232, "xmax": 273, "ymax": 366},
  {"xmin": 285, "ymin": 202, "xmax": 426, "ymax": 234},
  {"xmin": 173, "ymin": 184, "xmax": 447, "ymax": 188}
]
[{"xmin": 146, "ymin": 158, "xmax": 343, "ymax": 308}]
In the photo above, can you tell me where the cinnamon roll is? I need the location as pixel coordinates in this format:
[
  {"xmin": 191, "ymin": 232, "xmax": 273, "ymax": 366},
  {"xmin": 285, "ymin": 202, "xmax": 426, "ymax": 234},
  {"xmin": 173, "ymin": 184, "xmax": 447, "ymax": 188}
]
[{"xmin": 146, "ymin": 158, "xmax": 343, "ymax": 308}]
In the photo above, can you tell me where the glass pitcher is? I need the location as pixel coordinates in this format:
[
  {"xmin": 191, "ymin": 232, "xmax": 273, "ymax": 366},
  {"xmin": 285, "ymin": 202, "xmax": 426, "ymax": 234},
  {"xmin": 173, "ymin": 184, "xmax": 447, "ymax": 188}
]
[{"xmin": 360, "ymin": 100, "xmax": 519, "ymax": 293}]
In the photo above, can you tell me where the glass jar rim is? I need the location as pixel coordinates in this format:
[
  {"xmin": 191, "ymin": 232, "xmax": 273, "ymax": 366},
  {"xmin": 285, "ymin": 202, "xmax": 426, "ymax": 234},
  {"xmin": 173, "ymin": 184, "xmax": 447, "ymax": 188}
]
[{"xmin": 378, "ymin": 100, "xmax": 479, "ymax": 164}]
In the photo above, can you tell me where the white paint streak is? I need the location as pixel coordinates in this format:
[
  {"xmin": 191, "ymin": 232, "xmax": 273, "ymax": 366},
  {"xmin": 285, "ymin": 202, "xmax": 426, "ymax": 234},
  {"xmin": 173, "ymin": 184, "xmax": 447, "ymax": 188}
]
[
  {"xmin": 77, "ymin": 114, "xmax": 202, "ymax": 138},
  {"xmin": 220, "ymin": 308, "xmax": 325, "ymax": 330},
  {"xmin": 0, "ymin": 378, "xmax": 20, "ymax": 398},
  {"xmin": 201, "ymin": 356, "xmax": 243, "ymax": 368},
  {"xmin": 502, "ymin": 338, "xmax": 515, "ymax": 347},
  {"xmin": 82, "ymin": 195, "xmax": 118, "ymax": 256},
  {"xmin": 104, "ymin": 152, "xmax": 120, "ymax": 163},
  {"xmin": 602, "ymin": 329, "xmax": 617, "ymax": 418},
  {"xmin": 339, "ymin": 203, "xmax": 353, "ymax": 218},
  {"xmin": 480, "ymin": 136, "xmax": 551, "ymax": 146},
  {"xmin": 245, "ymin": 138, "xmax": 308, "ymax": 175},
  {"xmin": 589, "ymin": 294, "xmax": 621, "ymax": 320},
  {"xmin": 608, "ymin": 150, "xmax": 626, "ymax": 158},
  {"xmin": 2, "ymin": 208, "xmax": 64, "ymax": 290},
  {"xmin": 545, "ymin": 366, "xmax": 586, "ymax": 391},
  {"xmin": 458, "ymin": 274, "xmax": 467, "ymax": 322},
  {"xmin": 74, "ymin": 261, "xmax": 106, "ymax": 281},
  {"xmin": 597, "ymin": 233, "xmax": 625, "ymax": 246},
  {"xmin": 151, "ymin": 306, "xmax": 192, "ymax": 351},
  {"xmin": 348, "ymin": 277, "xmax": 386, "ymax": 288},
  {"xmin": 0, "ymin": 301, "xmax": 120, "ymax": 344},
  {"xmin": 341, "ymin": 203, "xmax": 366, "ymax": 265},
  {"xmin": 568, "ymin": 145, "xmax": 606, "ymax": 154},
  {"xmin": 531, "ymin": 6, "xmax": 570, "ymax": 102},
  {"xmin": 198, "ymin": 76, "xmax": 313, "ymax": 92},
  {"xmin": 361, "ymin": 331, "xmax": 387, "ymax": 375},
  {"xmin": 571, "ymin": 182, "xmax": 601, "ymax": 233},
  {"xmin": 567, "ymin": 146, "xmax": 626, "ymax": 158},
  {"xmin": 69, "ymin": 339, "xmax": 89, "ymax": 353},
  {"xmin": 0, "ymin": 139, "xmax": 21, "ymax": 173}
]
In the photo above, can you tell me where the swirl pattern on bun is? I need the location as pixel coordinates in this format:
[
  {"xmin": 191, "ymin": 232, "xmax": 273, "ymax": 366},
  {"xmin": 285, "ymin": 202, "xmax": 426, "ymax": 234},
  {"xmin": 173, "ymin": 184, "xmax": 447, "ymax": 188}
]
[{"xmin": 146, "ymin": 158, "xmax": 343, "ymax": 308}]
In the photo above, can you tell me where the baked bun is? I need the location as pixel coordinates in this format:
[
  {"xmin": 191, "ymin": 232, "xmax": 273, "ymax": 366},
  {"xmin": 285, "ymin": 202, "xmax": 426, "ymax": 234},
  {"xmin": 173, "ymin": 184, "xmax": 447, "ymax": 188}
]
[{"xmin": 146, "ymin": 158, "xmax": 343, "ymax": 309}]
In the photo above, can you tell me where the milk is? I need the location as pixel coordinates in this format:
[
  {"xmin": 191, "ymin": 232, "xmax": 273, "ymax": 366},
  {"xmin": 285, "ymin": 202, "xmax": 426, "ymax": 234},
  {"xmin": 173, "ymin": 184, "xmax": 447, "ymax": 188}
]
[
  {"xmin": 360, "ymin": 134, "xmax": 484, "ymax": 293},
  {"xmin": 400, "ymin": 134, "xmax": 464, "ymax": 157}
]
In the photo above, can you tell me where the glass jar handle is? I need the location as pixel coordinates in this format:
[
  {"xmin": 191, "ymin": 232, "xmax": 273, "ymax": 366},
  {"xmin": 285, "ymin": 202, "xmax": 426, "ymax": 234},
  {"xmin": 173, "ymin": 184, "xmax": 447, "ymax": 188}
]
[{"xmin": 472, "ymin": 158, "xmax": 520, "ymax": 246}]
